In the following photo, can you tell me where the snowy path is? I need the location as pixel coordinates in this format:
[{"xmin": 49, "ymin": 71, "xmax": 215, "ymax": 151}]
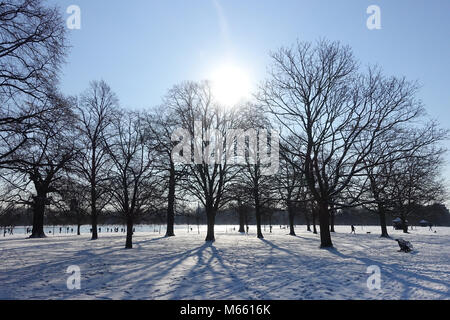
[{"xmin": 0, "ymin": 226, "xmax": 449, "ymax": 300}]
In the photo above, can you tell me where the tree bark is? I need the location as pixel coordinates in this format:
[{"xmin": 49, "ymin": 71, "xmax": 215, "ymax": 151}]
[
  {"xmin": 205, "ymin": 205, "xmax": 216, "ymax": 242},
  {"xmin": 76, "ymin": 208, "xmax": 82, "ymax": 236},
  {"xmin": 288, "ymin": 204, "xmax": 296, "ymax": 236},
  {"xmin": 305, "ymin": 211, "xmax": 311, "ymax": 232},
  {"xmin": 255, "ymin": 203, "xmax": 264, "ymax": 239},
  {"xmin": 90, "ymin": 147, "xmax": 99, "ymax": 240},
  {"xmin": 125, "ymin": 213, "xmax": 133, "ymax": 249},
  {"xmin": 312, "ymin": 207, "xmax": 318, "ymax": 234},
  {"xmin": 378, "ymin": 205, "xmax": 390, "ymax": 238},
  {"xmin": 30, "ymin": 194, "xmax": 46, "ymax": 238},
  {"xmin": 318, "ymin": 202, "xmax": 333, "ymax": 248},
  {"xmin": 205, "ymin": 201, "xmax": 216, "ymax": 242}
]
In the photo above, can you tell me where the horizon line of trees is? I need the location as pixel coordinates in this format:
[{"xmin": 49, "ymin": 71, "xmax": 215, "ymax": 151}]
[
  {"xmin": 1, "ymin": 0, "xmax": 448, "ymax": 249},
  {"xmin": 2, "ymin": 202, "xmax": 449, "ymax": 233}
]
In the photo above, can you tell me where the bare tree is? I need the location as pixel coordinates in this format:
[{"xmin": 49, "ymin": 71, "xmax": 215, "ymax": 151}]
[
  {"xmin": 74, "ymin": 80, "xmax": 118, "ymax": 240},
  {"xmin": 105, "ymin": 110, "xmax": 158, "ymax": 249},
  {"xmin": 145, "ymin": 106, "xmax": 186, "ymax": 237},
  {"xmin": 168, "ymin": 81, "xmax": 238, "ymax": 242},
  {"xmin": 1, "ymin": 95, "xmax": 78, "ymax": 238}
]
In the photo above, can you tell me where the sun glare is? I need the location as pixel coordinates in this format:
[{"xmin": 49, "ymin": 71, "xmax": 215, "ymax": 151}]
[{"xmin": 210, "ymin": 64, "xmax": 251, "ymax": 107}]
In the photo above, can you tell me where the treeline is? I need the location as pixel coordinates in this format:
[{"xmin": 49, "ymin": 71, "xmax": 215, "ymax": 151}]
[{"xmin": 0, "ymin": 0, "xmax": 448, "ymax": 249}]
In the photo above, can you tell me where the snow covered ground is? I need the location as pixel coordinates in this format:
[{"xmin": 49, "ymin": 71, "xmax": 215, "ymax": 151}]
[{"xmin": 0, "ymin": 225, "xmax": 449, "ymax": 300}]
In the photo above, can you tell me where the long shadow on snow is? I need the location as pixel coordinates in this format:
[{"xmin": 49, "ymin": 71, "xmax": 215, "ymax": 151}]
[
  {"xmin": 165, "ymin": 242, "xmax": 253, "ymax": 300},
  {"xmin": 324, "ymin": 247, "xmax": 449, "ymax": 299}
]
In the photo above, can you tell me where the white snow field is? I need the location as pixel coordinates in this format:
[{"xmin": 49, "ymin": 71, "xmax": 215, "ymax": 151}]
[{"xmin": 0, "ymin": 225, "xmax": 449, "ymax": 300}]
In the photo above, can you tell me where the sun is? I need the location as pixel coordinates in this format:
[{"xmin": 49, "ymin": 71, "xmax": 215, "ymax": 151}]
[{"xmin": 210, "ymin": 64, "xmax": 251, "ymax": 107}]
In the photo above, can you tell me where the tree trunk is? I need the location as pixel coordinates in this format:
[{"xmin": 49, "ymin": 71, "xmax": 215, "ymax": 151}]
[
  {"xmin": 238, "ymin": 206, "xmax": 245, "ymax": 233},
  {"xmin": 91, "ymin": 200, "xmax": 98, "ymax": 240},
  {"xmin": 76, "ymin": 209, "xmax": 82, "ymax": 236},
  {"xmin": 330, "ymin": 206, "xmax": 335, "ymax": 233},
  {"xmin": 288, "ymin": 204, "xmax": 296, "ymax": 236},
  {"xmin": 401, "ymin": 214, "xmax": 409, "ymax": 234},
  {"xmin": 165, "ymin": 166, "xmax": 176, "ymax": 237},
  {"xmin": 378, "ymin": 206, "xmax": 390, "ymax": 238},
  {"xmin": 255, "ymin": 204, "xmax": 264, "ymax": 239},
  {"xmin": 125, "ymin": 213, "xmax": 133, "ymax": 249},
  {"xmin": 318, "ymin": 202, "xmax": 333, "ymax": 248},
  {"xmin": 30, "ymin": 195, "xmax": 46, "ymax": 238},
  {"xmin": 305, "ymin": 211, "xmax": 311, "ymax": 232},
  {"xmin": 244, "ymin": 211, "xmax": 249, "ymax": 230},
  {"xmin": 205, "ymin": 206, "xmax": 216, "ymax": 242},
  {"xmin": 312, "ymin": 207, "xmax": 318, "ymax": 234}
]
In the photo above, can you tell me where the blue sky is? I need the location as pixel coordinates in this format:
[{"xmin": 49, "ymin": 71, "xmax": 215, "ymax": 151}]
[
  {"xmin": 52, "ymin": 0, "xmax": 449, "ymax": 111},
  {"xmin": 52, "ymin": 0, "xmax": 450, "ymax": 175}
]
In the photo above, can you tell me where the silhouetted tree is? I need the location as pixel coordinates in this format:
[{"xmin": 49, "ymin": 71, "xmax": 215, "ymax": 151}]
[
  {"xmin": 2, "ymin": 95, "xmax": 77, "ymax": 238},
  {"xmin": 145, "ymin": 106, "xmax": 186, "ymax": 237},
  {"xmin": 168, "ymin": 81, "xmax": 238, "ymax": 242},
  {"xmin": 260, "ymin": 40, "xmax": 429, "ymax": 248},
  {"xmin": 0, "ymin": 0, "xmax": 68, "ymax": 167},
  {"xmin": 235, "ymin": 104, "xmax": 277, "ymax": 239},
  {"xmin": 74, "ymin": 80, "xmax": 118, "ymax": 240},
  {"xmin": 105, "ymin": 111, "xmax": 158, "ymax": 249}
]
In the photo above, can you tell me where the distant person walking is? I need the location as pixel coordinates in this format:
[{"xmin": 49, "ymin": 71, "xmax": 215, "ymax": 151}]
[{"xmin": 351, "ymin": 225, "xmax": 356, "ymax": 234}]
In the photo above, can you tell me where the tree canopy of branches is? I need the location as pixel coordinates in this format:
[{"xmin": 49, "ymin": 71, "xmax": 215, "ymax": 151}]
[
  {"xmin": 277, "ymin": 143, "xmax": 309, "ymax": 236},
  {"xmin": 168, "ymin": 81, "xmax": 238, "ymax": 242},
  {"xmin": 105, "ymin": 111, "xmax": 160, "ymax": 249},
  {"xmin": 145, "ymin": 106, "xmax": 186, "ymax": 237},
  {"xmin": 0, "ymin": 0, "xmax": 68, "ymax": 167},
  {"xmin": 0, "ymin": 30, "xmax": 447, "ymax": 252},
  {"xmin": 360, "ymin": 123, "xmax": 447, "ymax": 237}
]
